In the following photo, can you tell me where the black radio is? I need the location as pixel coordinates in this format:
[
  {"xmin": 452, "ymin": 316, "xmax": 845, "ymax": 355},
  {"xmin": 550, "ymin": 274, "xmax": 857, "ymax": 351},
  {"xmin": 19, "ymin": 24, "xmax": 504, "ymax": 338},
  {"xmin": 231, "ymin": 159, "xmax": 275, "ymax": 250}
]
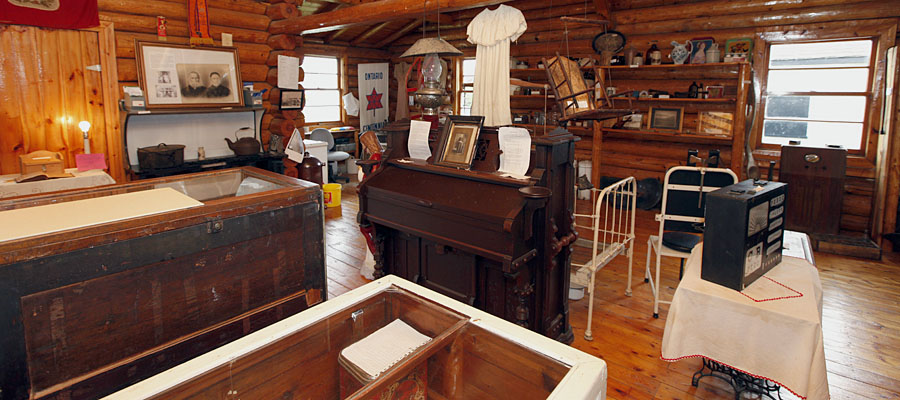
[{"xmin": 702, "ymin": 180, "xmax": 787, "ymax": 291}]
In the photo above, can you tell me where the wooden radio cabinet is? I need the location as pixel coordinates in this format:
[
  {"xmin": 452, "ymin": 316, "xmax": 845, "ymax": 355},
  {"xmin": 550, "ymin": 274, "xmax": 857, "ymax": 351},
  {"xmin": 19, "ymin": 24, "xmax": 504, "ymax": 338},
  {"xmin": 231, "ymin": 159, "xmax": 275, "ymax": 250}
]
[{"xmin": 780, "ymin": 145, "xmax": 847, "ymax": 234}]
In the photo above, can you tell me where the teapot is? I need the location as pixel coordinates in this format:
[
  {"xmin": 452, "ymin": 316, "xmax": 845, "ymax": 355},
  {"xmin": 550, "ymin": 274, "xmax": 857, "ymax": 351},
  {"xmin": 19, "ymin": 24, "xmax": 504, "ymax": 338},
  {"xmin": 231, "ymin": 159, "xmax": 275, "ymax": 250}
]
[
  {"xmin": 669, "ymin": 41, "xmax": 691, "ymax": 65},
  {"xmin": 225, "ymin": 127, "xmax": 261, "ymax": 156}
]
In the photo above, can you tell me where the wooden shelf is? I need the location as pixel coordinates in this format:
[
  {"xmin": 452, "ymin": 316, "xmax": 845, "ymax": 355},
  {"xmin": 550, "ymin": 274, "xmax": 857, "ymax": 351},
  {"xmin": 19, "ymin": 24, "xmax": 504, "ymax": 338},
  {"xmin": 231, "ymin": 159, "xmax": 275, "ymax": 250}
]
[
  {"xmin": 601, "ymin": 127, "xmax": 732, "ymax": 145},
  {"xmin": 609, "ymin": 97, "xmax": 735, "ymax": 103},
  {"xmin": 512, "ymin": 123, "xmax": 591, "ymax": 135},
  {"xmin": 510, "ymin": 94, "xmax": 555, "ymax": 99},
  {"xmin": 596, "ymin": 61, "xmax": 749, "ymax": 70}
]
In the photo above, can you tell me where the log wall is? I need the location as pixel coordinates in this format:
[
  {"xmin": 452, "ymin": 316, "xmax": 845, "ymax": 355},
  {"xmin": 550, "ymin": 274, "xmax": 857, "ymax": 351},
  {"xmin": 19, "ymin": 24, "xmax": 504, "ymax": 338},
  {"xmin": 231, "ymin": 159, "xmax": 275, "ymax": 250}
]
[
  {"xmin": 97, "ymin": 0, "xmax": 278, "ymax": 149},
  {"xmin": 387, "ymin": 0, "xmax": 900, "ymax": 239}
]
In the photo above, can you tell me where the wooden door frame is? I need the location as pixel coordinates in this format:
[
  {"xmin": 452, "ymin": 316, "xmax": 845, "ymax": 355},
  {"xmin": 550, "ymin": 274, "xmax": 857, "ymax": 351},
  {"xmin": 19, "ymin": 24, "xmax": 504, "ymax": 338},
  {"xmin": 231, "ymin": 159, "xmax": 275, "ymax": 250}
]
[{"xmin": 84, "ymin": 21, "xmax": 124, "ymax": 182}]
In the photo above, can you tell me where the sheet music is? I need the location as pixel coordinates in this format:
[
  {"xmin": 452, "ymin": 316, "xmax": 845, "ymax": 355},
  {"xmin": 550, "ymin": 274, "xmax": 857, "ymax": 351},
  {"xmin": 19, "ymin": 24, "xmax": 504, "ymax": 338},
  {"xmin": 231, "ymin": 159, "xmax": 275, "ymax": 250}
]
[
  {"xmin": 408, "ymin": 120, "xmax": 432, "ymax": 160},
  {"xmin": 498, "ymin": 127, "xmax": 531, "ymax": 177}
]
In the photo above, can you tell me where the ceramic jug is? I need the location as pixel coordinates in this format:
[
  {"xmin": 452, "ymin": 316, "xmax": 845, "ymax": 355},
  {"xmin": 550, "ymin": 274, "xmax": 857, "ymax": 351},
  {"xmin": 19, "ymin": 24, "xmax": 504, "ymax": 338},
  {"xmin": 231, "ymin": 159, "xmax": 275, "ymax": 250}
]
[
  {"xmin": 669, "ymin": 41, "xmax": 691, "ymax": 65},
  {"xmin": 706, "ymin": 43, "xmax": 721, "ymax": 63}
]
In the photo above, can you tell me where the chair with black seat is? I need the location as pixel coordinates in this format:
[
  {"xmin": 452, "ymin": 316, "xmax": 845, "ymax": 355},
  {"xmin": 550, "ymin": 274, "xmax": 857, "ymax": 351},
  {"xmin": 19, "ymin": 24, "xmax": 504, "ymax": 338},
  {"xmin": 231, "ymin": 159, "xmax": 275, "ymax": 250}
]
[
  {"xmin": 644, "ymin": 165, "xmax": 738, "ymax": 318},
  {"xmin": 310, "ymin": 128, "xmax": 350, "ymax": 183}
]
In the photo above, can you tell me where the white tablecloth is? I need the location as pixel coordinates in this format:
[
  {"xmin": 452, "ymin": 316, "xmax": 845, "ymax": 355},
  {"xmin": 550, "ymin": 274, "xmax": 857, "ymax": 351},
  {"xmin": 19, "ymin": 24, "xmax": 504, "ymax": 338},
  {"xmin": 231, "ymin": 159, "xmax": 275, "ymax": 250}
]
[
  {"xmin": 0, "ymin": 168, "xmax": 115, "ymax": 198},
  {"xmin": 661, "ymin": 239, "xmax": 828, "ymax": 399}
]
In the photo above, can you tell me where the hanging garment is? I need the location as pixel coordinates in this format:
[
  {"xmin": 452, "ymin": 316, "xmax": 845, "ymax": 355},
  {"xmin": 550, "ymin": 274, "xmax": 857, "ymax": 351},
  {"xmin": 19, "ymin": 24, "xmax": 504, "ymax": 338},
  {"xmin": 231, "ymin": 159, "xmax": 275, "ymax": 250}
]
[
  {"xmin": 466, "ymin": 4, "xmax": 526, "ymax": 126},
  {"xmin": 394, "ymin": 62, "xmax": 410, "ymax": 121}
]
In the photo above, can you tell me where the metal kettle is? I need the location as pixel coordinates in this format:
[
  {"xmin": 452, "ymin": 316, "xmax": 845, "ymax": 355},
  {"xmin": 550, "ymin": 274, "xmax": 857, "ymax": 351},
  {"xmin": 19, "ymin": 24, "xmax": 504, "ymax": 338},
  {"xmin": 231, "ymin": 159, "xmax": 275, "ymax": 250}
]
[{"xmin": 225, "ymin": 127, "xmax": 260, "ymax": 156}]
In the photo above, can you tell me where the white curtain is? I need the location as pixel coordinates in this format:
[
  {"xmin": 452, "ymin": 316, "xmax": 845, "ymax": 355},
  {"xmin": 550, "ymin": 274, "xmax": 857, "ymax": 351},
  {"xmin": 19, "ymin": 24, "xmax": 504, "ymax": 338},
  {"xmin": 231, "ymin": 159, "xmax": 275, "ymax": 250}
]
[{"xmin": 466, "ymin": 4, "xmax": 526, "ymax": 127}]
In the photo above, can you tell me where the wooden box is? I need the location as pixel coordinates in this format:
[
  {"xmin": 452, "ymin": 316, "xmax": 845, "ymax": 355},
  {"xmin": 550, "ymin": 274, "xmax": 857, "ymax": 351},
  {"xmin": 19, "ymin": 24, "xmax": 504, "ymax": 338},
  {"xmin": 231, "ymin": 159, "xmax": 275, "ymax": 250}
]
[
  {"xmin": 779, "ymin": 145, "xmax": 846, "ymax": 234},
  {"xmin": 0, "ymin": 167, "xmax": 326, "ymax": 399},
  {"xmin": 19, "ymin": 150, "xmax": 65, "ymax": 175},
  {"xmin": 107, "ymin": 276, "xmax": 607, "ymax": 400}
]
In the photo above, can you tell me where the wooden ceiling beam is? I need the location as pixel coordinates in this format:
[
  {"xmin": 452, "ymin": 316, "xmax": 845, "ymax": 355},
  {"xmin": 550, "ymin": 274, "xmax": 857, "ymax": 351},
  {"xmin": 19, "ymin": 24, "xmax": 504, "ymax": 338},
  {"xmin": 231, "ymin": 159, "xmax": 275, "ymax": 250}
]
[
  {"xmin": 374, "ymin": 19, "xmax": 421, "ymax": 48},
  {"xmin": 325, "ymin": 26, "xmax": 353, "ymax": 43},
  {"xmin": 593, "ymin": 0, "xmax": 610, "ymax": 21},
  {"xmin": 269, "ymin": 0, "xmax": 510, "ymax": 35},
  {"xmin": 350, "ymin": 21, "xmax": 394, "ymax": 45}
]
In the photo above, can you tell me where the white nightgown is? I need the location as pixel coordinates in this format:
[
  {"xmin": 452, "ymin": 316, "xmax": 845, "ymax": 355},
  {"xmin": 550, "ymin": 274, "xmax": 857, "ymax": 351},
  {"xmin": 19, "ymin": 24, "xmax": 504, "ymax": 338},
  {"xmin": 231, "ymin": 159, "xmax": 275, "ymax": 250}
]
[{"xmin": 466, "ymin": 4, "xmax": 526, "ymax": 127}]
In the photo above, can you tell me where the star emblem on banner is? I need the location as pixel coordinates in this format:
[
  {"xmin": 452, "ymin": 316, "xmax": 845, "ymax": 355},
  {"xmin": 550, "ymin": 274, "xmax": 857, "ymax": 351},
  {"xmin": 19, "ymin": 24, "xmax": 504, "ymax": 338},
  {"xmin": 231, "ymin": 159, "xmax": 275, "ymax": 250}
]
[{"xmin": 366, "ymin": 88, "xmax": 383, "ymax": 111}]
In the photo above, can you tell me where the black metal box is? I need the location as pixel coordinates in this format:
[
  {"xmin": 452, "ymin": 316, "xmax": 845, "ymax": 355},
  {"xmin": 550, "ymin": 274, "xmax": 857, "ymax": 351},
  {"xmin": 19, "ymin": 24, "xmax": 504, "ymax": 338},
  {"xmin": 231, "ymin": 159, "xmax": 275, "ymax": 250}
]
[{"xmin": 702, "ymin": 179, "xmax": 787, "ymax": 291}]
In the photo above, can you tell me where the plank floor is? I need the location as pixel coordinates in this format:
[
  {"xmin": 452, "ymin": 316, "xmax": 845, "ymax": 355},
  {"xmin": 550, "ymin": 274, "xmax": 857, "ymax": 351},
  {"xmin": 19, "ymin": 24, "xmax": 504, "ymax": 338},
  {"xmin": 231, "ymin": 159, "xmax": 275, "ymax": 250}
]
[{"xmin": 324, "ymin": 178, "xmax": 900, "ymax": 399}]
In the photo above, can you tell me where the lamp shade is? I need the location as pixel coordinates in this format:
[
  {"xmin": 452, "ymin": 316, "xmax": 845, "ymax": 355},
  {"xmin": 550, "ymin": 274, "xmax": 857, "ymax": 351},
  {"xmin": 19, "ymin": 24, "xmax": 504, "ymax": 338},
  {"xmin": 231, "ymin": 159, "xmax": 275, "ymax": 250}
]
[{"xmin": 399, "ymin": 37, "xmax": 463, "ymax": 58}]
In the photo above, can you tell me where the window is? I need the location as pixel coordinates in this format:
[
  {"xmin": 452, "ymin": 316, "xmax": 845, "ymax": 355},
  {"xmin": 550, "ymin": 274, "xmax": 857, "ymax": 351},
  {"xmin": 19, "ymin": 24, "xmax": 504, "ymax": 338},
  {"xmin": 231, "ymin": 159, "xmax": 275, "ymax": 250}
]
[
  {"xmin": 301, "ymin": 56, "xmax": 341, "ymax": 123},
  {"xmin": 761, "ymin": 40, "xmax": 874, "ymax": 150},
  {"xmin": 459, "ymin": 59, "xmax": 476, "ymax": 116}
]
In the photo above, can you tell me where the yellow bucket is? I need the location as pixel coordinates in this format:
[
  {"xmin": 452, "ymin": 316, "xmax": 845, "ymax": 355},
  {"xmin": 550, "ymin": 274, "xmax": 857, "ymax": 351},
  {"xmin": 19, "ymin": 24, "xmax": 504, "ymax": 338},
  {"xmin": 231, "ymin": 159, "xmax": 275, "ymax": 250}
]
[{"xmin": 323, "ymin": 183, "xmax": 342, "ymax": 208}]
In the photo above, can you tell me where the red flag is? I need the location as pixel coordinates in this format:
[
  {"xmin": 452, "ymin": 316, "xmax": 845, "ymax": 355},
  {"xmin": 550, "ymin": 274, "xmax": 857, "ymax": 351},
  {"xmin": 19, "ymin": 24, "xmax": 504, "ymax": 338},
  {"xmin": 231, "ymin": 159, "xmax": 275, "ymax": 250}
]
[{"xmin": 0, "ymin": 0, "xmax": 99, "ymax": 29}]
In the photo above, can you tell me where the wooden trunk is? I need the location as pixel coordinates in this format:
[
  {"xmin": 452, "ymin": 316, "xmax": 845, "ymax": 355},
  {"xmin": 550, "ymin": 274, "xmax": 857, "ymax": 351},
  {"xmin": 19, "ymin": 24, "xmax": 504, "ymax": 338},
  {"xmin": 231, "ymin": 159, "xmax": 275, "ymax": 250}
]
[
  {"xmin": 0, "ymin": 167, "xmax": 325, "ymax": 399},
  {"xmin": 358, "ymin": 124, "xmax": 577, "ymax": 343},
  {"xmin": 105, "ymin": 277, "xmax": 607, "ymax": 400}
]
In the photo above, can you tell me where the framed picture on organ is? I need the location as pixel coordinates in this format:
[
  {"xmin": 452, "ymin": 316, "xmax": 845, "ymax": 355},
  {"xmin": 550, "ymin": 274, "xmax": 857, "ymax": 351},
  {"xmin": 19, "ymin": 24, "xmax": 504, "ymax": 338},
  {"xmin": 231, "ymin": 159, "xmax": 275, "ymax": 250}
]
[
  {"xmin": 135, "ymin": 41, "xmax": 243, "ymax": 108},
  {"xmin": 433, "ymin": 115, "xmax": 484, "ymax": 169}
]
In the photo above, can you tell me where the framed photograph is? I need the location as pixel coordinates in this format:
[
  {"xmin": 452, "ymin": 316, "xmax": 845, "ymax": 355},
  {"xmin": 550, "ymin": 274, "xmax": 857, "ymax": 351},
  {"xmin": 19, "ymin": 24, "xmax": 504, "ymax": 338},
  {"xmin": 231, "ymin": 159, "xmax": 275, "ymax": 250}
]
[
  {"xmin": 689, "ymin": 37, "xmax": 715, "ymax": 64},
  {"xmin": 135, "ymin": 41, "xmax": 243, "ymax": 108},
  {"xmin": 698, "ymin": 112, "xmax": 734, "ymax": 137},
  {"xmin": 706, "ymin": 85, "xmax": 725, "ymax": 99},
  {"xmin": 434, "ymin": 115, "xmax": 485, "ymax": 169},
  {"xmin": 280, "ymin": 89, "xmax": 305, "ymax": 110},
  {"xmin": 648, "ymin": 107, "xmax": 684, "ymax": 132},
  {"xmin": 724, "ymin": 38, "xmax": 753, "ymax": 62}
]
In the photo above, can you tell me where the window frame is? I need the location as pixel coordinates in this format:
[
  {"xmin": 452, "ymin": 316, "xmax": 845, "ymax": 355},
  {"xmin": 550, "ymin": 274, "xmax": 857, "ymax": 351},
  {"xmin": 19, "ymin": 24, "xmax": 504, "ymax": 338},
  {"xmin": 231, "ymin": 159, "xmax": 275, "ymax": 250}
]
[
  {"xmin": 751, "ymin": 20, "xmax": 896, "ymax": 166},
  {"xmin": 758, "ymin": 39, "xmax": 876, "ymax": 152},
  {"xmin": 301, "ymin": 54, "xmax": 343, "ymax": 125},
  {"xmin": 455, "ymin": 58, "xmax": 476, "ymax": 115}
]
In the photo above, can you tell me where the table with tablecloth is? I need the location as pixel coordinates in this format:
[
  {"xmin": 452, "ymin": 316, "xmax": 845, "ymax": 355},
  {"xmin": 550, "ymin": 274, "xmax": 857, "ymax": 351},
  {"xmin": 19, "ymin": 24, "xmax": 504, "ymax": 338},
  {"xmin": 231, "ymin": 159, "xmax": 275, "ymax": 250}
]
[
  {"xmin": 0, "ymin": 168, "xmax": 115, "ymax": 198},
  {"xmin": 661, "ymin": 233, "xmax": 829, "ymax": 399}
]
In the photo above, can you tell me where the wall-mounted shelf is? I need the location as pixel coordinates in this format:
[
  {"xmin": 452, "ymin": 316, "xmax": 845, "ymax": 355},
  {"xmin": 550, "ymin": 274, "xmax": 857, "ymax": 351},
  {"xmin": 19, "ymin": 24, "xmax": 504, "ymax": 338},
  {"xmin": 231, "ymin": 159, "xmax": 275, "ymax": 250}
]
[{"xmin": 601, "ymin": 128, "xmax": 732, "ymax": 145}]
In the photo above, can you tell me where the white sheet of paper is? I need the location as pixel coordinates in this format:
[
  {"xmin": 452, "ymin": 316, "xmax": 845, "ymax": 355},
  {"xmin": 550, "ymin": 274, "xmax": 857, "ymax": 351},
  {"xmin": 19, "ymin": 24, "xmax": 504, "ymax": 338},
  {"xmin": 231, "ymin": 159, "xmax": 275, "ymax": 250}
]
[
  {"xmin": 221, "ymin": 33, "xmax": 233, "ymax": 47},
  {"xmin": 498, "ymin": 127, "xmax": 531, "ymax": 176},
  {"xmin": 408, "ymin": 120, "xmax": 432, "ymax": 161},
  {"xmin": 277, "ymin": 55, "xmax": 299, "ymax": 90}
]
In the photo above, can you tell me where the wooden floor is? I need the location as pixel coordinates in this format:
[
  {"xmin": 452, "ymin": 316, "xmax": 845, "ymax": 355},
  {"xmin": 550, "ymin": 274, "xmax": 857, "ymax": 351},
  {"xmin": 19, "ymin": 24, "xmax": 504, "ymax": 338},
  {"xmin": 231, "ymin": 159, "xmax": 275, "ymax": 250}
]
[{"xmin": 324, "ymin": 178, "xmax": 900, "ymax": 399}]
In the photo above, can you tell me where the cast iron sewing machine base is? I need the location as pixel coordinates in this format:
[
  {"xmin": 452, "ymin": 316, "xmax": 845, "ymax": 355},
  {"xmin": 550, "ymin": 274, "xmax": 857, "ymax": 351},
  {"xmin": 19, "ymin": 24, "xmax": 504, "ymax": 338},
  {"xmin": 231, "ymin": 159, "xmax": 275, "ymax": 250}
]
[{"xmin": 692, "ymin": 358, "xmax": 782, "ymax": 400}]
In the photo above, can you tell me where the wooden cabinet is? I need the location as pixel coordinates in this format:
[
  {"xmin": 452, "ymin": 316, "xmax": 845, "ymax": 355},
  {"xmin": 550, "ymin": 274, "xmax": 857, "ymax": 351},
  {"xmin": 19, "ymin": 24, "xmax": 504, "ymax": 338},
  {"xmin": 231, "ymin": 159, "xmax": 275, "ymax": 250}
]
[{"xmin": 594, "ymin": 62, "xmax": 751, "ymax": 174}]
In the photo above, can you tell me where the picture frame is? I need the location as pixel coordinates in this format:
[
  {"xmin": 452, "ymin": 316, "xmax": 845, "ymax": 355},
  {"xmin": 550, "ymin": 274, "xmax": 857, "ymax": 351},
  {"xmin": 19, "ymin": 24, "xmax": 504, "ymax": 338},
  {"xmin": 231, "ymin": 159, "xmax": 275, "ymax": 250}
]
[
  {"xmin": 706, "ymin": 85, "xmax": 725, "ymax": 99},
  {"xmin": 689, "ymin": 37, "xmax": 715, "ymax": 64},
  {"xmin": 135, "ymin": 41, "xmax": 243, "ymax": 108},
  {"xmin": 279, "ymin": 89, "xmax": 305, "ymax": 110},
  {"xmin": 724, "ymin": 38, "xmax": 753, "ymax": 62},
  {"xmin": 697, "ymin": 111, "xmax": 734, "ymax": 137},
  {"xmin": 648, "ymin": 107, "xmax": 684, "ymax": 132},
  {"xmin": 433, "ymin": 115, "xmax": 485, "ymax": 169}
]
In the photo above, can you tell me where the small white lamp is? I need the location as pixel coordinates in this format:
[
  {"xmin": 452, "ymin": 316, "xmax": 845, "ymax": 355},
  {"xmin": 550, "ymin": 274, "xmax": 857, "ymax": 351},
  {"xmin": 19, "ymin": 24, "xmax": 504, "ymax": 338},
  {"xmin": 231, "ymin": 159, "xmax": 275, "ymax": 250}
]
[{"xmin": 78, "ymin": 120, "xmax": 91, "ymax": 154}]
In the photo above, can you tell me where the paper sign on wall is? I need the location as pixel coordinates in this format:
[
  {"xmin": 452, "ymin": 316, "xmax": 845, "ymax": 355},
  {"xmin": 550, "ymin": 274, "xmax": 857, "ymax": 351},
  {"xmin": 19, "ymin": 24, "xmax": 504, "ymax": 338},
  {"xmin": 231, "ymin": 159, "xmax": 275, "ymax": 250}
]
[{"xmin": 277, "ymin": 55, "xmax": 299, "ymax": 90}]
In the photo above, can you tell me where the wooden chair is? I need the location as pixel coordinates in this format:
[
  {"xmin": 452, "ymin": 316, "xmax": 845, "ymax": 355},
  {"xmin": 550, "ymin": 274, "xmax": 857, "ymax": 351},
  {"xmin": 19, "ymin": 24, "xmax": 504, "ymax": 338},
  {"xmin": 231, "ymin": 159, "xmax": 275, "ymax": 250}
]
[
  {"xmin": 643, "ymin": 166, "xmax": 738, "ymax": 318},
  {"xmin": 571, "ymin": 176, "xmax": 637, "ymax": 341},
  {"xmin": 542, "ymin": 54, "xmax": 630, "ymax": 123}
]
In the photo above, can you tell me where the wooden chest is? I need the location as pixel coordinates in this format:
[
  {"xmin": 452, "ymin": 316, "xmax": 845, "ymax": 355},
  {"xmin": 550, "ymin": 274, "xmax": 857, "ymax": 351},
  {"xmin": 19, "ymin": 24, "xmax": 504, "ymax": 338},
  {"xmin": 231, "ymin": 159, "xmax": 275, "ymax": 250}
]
[
  {"xmin": 106, "ymin": 276, "xmax": 608, "ymax": 400},
  {"xmin": 0, "ymin": 167, "xmax": 326, "ymax": 399}
]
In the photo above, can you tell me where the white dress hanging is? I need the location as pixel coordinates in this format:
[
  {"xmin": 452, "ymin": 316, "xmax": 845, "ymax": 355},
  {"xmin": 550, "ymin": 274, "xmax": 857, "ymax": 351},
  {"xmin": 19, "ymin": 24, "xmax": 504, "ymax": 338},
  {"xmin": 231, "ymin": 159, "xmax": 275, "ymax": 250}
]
[{"xmin": 466, "ymin": 4, "xmax": 526, "ymax": 127}]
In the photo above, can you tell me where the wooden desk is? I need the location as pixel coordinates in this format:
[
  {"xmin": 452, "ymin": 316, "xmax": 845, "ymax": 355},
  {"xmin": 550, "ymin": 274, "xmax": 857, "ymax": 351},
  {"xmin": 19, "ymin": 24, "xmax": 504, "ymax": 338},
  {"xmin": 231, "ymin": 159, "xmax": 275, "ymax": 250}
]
[{"xmin": 661, "ymin": 232, "xmax": 828, "ymax": 399}]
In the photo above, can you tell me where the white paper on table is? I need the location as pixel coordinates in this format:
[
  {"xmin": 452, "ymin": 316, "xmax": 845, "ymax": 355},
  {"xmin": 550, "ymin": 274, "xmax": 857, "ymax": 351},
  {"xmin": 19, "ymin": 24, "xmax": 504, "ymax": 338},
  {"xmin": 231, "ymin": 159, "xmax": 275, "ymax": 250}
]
[
  {"xmin": 498, "ymin": 127, "xmax": 531, "ymax": 176},
  {"xmin": 277, "ymin": 55, "xmax": 299, "ymax": 89},
  {"xmin": 408, "ymin": 120, "xmax": 432, "ymax": 160}
]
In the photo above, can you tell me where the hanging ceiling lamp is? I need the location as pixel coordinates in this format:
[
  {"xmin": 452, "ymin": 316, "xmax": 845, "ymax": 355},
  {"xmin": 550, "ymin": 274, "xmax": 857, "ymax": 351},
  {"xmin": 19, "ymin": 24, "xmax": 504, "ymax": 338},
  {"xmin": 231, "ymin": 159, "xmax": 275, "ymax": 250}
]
[{"xmin": 400, "ymin": 0, "xmax": 462, "ymax": 116}]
